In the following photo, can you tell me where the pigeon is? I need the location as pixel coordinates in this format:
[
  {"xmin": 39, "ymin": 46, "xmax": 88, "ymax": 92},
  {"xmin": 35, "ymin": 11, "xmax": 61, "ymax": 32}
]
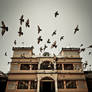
[
  {"xmin": 0, "ymin": 21, "xmax": 8, "ymax": 36},
  {"xmin": 87, "ymin": 45, "xmax": 92, "ymax": 48},
  {"xmin": 60, "ymin": 36, "xmax": 64, "ymax": 41},
  {"xmin": 38, "ymin": 25, "xmax": 42, "ymax": 34},
  {"xmin": 25, "ymin": 19, "xmax": 30, "ymax": 27},
  {"xmin": 44, "ymin": 44, "xmax": 48, "ymax": 51},
  {"xmin": 80, "ymin": 44, "xmax": 83, "ymax": 47},
  {"xmin": 80, "ymin": 48, "xmax": 85, "ymax": 52},
  {"xmin": 37, "ymin": 36, "xmax": 43, "ymax": 44},
  {"xmin": 53, "ymin": 54, "xmax": 57, "ymax": 61},
  {"xmin": 51, "ymin": 41, "xmax": 57, "ymax": 48},
  {"xmin": 18, "ymin": 27, "xmax": 23, "ymax": 36},
  {"xmin": 19, "ymin": 15, "xmax": 24, "ymax": 25},
  {"xmin": 14, "ymin": 40, "xmax": 16, "ymax": 45},
  {"xmin": 40, "ymin": 47, "xmax": 43, "ymax": 52},
  {"xmin": 47, "ymin": 39, "xmax": 51, "ymax": 43},
  {"xmin": 55, "ymin": 11, "xmax": 59, "ymax": 18},
  {"xmin": 52, "ymin": 30, "xmax": 56, "ymax": 36},
  {"xmin": 30, "ymin": 46, "xmax": 34, "ymax": 50},
  {"xmin": 74, "ymin": 25, "xmax": 79, "ymax": 34},
  {"xmin": 5, "ymin": 52, "xmax": 7, "ymax": 56}
]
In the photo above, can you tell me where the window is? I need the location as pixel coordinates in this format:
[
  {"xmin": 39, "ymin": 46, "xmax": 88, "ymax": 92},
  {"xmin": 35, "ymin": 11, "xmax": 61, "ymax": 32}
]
[
  {"xmin": 56, "ymin": 64, "xmax": 62, "ymax": 70},
  {"xmin": 58, "ymin": 80, "xmax": 64, "ymax": 89},
  {"xmin": 20, "ymin": 64, "xmax": 30, "ymax": 70},
  {"xmin": 17, "ymin": 81, "xmax": 29, "ymax": 89},
  {"xmin": 11, "ymin": 64, "xmax": 18, "ymax": 70},
  {"xmin": 78, "ymin": 81, "xmax": 86, "ymax": 88},
  {"xmin": 64, "ymin": 64, "xmax": 73, "ymax": 70},
  {"xmin": 30, "ymin": 80, "xmax": 37, "ymax": 89},
  {"xmin": 74, "ymin": 64, "xmax": 81, "ymax": 70},
  {"xmin": 32, "ymin": 64, "xmax": 38, "ymax": 70},
  {"xmin": 66, "ymin": 80, "xmax": 77, "ymax": 88},
  {"xmin": 40, "ymin": 61, "xmax": 54, "ymax": 70}
]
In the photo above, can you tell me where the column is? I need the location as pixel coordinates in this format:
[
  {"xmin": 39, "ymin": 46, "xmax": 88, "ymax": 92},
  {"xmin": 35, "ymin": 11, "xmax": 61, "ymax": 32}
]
[
  {"xmin": 37, "ymin": 78, "xmax": 40, "ymax": 92},
  {"xmin": 55, "ymin": 78, "xmax": 58, "ymax": 92}
]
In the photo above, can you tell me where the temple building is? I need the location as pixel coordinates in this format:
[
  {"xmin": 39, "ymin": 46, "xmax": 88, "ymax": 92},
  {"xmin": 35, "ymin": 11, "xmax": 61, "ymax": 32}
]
[{"xmin": 5, "ymin": 47, "xmax": 88, "ymax": 92}]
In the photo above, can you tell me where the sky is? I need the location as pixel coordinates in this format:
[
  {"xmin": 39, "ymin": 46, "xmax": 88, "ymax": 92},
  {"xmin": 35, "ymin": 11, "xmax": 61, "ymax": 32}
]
[{"xmin": 0, "ymin": 0, "xmax": 92, "ymax": 73}]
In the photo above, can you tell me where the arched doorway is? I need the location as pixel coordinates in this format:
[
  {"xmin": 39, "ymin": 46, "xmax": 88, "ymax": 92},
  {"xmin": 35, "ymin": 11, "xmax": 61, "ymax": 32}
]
[{"xmin": 40, "ymin": 77, "xmax": 55, "ymax": 92}]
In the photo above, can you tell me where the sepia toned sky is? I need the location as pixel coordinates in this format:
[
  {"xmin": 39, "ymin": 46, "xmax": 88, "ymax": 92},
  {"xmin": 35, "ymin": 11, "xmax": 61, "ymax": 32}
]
[{"xmin": 0, "ymin": 0, "xmax": 92, "ymax": 73}]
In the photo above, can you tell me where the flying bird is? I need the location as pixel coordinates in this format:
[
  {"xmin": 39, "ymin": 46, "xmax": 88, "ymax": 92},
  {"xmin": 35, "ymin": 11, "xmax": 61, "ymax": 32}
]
[
  {"xmin": 38, "ymin": 25, "xmax": 42, "ymax": 34},
  {"xmin": 74, "ymin": 25, "xmax": 79, "ymax": 34},
  {"xmin": 25, "ymin": 19, "xmax": 30, "ymax": 27},
  {"xmin": 37, "ymin": 36, "xmax": 43, "ymax": 44},
  {"xmin": 44, "ymin": 44, "xmax": 48, "ymax": 51},
  {"xmin": 47, "ymin": 39, "xmax": 51, "ymax": 43},
  {"xmin": 54, "ymin": 11, "xmax": 59, "ymax": 18},
  {"xmin": 80, "ymin": 44, "xmax": 83, "ymax": 47},
  {"xmin": 0, "ymin": 21, "xmax": 8, "ymax": 36},
  {"xmin": 60, "ymin": 36, "xmax": 64, "ymax": 41},
  {"xmin": 89, "ymin": 52, "xmax": 91, "ymax": 55},
  {"xmin": 80, "ymin": 48, "xmax": 85, "ymax": 52},
  {"xmin": 40, "ymin": 47, "xmax": 43, "ymax": 52},
  {"xmin": 21, "ymin": 42, "xmax": 24, "ymax": 44},
  {"xmin": 87, "ymin": 45, "xmax": 92, "ymax": 48},
  {"xmin": 51, "ymin": 41, "xmax": 57, "ymax": 48},
  {"xmin": 14, "ymin": 40, "xmax": 16, "ymax": 45},
  {"xmin": 18, "ymin": 27, "xmax": 23, "ymax": 36},
  {"xmin": 5, "ymin": 52, "xmax": 7, "ymax": 56},
  {"xmin": 52, "ymin": 30, "xmax": 56, "ymax": 36},
  {"xmin": 19, "ymin": 15, "xmax": 24, "ymax": 25}
]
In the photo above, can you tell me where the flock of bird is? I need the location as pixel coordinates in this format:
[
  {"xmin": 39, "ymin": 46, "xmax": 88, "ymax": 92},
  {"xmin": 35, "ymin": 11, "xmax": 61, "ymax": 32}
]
[{"xmin": 0, "ymin": 11, "xmax": 92, "ymax": 57}]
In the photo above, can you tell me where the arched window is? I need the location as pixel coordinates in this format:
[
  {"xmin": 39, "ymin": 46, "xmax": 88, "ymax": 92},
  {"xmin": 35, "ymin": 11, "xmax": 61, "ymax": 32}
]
[{"xmin": 40, "ymin": 61, "xmax": 54, "ymax": 70}]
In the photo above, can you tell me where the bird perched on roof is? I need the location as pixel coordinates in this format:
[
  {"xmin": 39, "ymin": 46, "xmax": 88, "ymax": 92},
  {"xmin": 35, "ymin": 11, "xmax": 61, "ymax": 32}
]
[
  {"xmin": 25, "ymin": 19, "xmax": 30, "ymax": 27},
  {"xmin": 37, "ymin": 36, "xmax": 43, "ymax": 44},
  {"xmin": 54, "ymin": 11, "xmax": 59, "ymax": 18},
  {"xmin": 51, "ymin": 41, "xmax": 57, "ymax": 48},
  {"xmin": 74, "ymin": 25, "xmax": 79, "ymax": 34},
  {"xmin": 18, "ymin": 27, "xmax": 23, "ymax": 36},
  {"xmin": 38, "ymin": 25, "xmax": 42, "ymax": 34},
  {"xmin": 52, "ymin": 30, "xmax": 56, "ymax": 36},
  {"xmin": 80, "ymin": 48, "xmax": 85, "ymax": 52},
  {"xmin": 80, "ymin": 44, "xmax": 83, "ymax": 47},
  {"xmin": 14, "ymin": 40, "xmax": 16, "ymax": 45},
  {"xmin": 53, "ymin": 54, "xmax": 57, "ymax": 61},
  {"xmin": 47, "ymin": 39, "xmax": 51, "ymax": 43},
  {"xmin": 5, "ymin": 52, "xmax": 7, "ymax": 56},
  {"xmin": 44, "ymin": 44, "xmax": 48, "ymax": 51},
  {"xmin": 87, "ymin": 45, "xmax": 92, "ymax": 48},
  {"xmin": 0, "ymin": 21, "xmax": 8, "ymax": 36},
  {"xmin": 40, "ymin": 47, "xmax": 43, "ymax": 52},
  {"xmin": 19, "ymin": 15, "xmax": 24, "ymax": 25},
  {"xmin": 60, "ymin": 36, "xmax": 64, "ymax": 41}
]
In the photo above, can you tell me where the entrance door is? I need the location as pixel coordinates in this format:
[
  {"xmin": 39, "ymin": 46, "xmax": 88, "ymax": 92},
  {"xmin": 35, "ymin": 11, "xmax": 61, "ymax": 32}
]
[{"xmin": 40, "ymin": 81, "xmax": 55, "ymax": 92}]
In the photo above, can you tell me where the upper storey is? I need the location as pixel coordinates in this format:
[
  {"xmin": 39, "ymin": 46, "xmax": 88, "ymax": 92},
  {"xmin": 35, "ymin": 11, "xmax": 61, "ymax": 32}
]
[
  {"xmin": 12, "ymin": 47, "xmax": 34, "ymax": 58},
  {"xmin": 60, "ymin": 48, "xmax": 80, "ymax": 58}
]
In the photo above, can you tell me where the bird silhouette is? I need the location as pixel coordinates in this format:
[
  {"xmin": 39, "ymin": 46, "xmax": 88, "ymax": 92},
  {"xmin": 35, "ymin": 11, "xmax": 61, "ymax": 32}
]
[
  {"xmin": 47, "ymin": 39, "xmax": 51, "ymax": 43},
  {"xmin": 38, "ymin": 25, "xmax": 42, "ymax": 34},
  {"xmin": 14, "ymin": 40, "xmax": 16, "ymax": 45},
  {"xmin": 52, "ymin": 30, "xmax": 56, "ymax": 36},
  {"xmin": 19, "ymin": 15, "xmax": 24, "ymax": 25},
  {"xmin": 74, "ymin": 25, "xmax": 79, "ymax": 34},
  {"xmin": 55, "ymin": 11, "xmax": 59, "ymax": 18},
  {"xmin": 53, "ymin": 54, "xmax": 57, "ymax": 61},
  {"xmin": 0, "ymin": 21, "xmax": 8, "ymax": 36},
  {"xmin": 18, "ymin": 27, "xmax": 23, "ymax": 36},
  {"xmin": 80, "ymin": 44, "xmax": 83, "ymax": 47},
  {"xmin": 25, "ymin": 19, "xmax": 30, "ymax": 27},
  {"xmin": 40, "ymin": 47, "xmax": 43, "ymax": 52},
  {"xmin": 60, "ymin": 36, "xmax": 64, "ymax": 41},
  {"xmin": 5, "ymin": 52, "xmax": 7, "ymax": 56},
  {"xmin": 37, "ymin": 36, "xmax": 43, "ymax": 44},
  {"xmin": 80, "ymin": 48, "xmax": 85, "ymax": 52},
  {"xmin": 51, "ymin": 41, "xmax": 57, "ymax": 48},
  {"xmin": 87, "ymin": 45, "xmax": 92, "ymax": 48},
  {"xmin": 44, "ymin": 44, "xmax": 48, "ymax": 51}
]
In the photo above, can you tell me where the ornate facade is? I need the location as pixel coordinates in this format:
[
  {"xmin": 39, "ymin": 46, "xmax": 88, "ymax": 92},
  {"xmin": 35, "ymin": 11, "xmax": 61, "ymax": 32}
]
[{"xmin": 6, "ymin": 47, "xmax": 88, "ymax": 92}]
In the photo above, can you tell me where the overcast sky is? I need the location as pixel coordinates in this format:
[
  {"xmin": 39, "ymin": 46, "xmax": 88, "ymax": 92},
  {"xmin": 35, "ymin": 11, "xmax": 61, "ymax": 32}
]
[{"xmin": 0, "ymin": 0, "xmax": 92, "ymax": 73}]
